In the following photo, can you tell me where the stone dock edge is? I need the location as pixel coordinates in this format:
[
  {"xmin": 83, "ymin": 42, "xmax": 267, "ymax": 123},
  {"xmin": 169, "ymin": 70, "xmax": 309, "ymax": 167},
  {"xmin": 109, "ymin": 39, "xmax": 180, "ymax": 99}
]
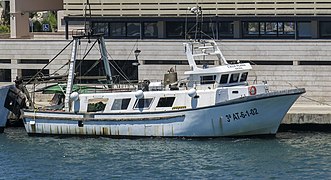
[{"xmin": 280, "ymin": 105, "xmax": 331, "ymax": 132}]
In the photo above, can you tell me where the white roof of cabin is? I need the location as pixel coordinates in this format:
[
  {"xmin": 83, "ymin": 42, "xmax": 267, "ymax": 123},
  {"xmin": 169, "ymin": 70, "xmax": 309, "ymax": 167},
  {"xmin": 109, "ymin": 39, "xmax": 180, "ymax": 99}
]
[{"xmin": 184, "ymin": 63, "xmax": 252, "ymax": 75}]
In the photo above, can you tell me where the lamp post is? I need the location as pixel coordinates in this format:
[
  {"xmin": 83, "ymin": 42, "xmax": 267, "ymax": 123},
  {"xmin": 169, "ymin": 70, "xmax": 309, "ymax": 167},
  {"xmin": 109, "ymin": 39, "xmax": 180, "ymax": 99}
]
[{"xmin": 132, "ymin": 48, "xmax": 141, "ymax": 66}]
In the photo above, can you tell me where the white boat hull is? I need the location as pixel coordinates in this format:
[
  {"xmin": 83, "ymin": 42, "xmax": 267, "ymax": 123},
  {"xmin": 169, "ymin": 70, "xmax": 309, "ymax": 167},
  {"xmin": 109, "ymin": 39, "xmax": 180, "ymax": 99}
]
[
  {"xmin": 0, "ymin": 84, "xmax": 14, "ymax": 133},
  {"xmin": 23, "ymin": 89, "xmax": 304, "ymax": 137}
]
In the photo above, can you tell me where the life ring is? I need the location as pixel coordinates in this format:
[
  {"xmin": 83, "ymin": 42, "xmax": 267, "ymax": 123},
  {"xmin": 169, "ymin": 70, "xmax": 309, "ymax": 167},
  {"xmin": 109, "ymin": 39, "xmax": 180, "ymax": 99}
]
[{"xmin": 248, "ymin": 86, "xmax": 257, "ymax": 95}]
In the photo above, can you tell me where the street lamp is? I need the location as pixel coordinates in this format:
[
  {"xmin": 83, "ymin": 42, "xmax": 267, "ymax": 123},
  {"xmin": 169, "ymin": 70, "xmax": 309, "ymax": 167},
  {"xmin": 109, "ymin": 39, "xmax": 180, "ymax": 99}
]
[{"xmin": 132, "ymin": 48, "xmax": 141, "ymax": 66}]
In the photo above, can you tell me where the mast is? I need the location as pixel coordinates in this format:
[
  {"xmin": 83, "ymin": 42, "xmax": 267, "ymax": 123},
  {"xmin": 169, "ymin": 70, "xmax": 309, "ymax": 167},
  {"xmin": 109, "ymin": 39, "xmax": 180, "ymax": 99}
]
[
  {"xmin": 64, "ymin": 37, "xmax": 79, "ymax": 112},
  {"xmin": 98, "ymin": 36, "xmax": 113, "ymax": 87}
]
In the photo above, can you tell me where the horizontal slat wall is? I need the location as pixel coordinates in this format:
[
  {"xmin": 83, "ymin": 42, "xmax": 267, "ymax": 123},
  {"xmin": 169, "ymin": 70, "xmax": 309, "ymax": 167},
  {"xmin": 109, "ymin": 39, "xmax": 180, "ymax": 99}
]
[{"xmin": 63, "ymin": 0, "xmax": 331, "ymax": 16}]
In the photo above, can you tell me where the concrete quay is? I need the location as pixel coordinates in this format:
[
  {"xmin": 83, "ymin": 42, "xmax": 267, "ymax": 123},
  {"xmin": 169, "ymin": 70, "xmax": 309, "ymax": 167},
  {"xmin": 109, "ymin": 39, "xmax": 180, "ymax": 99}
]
[{"xmin": 280, "ymin": 104, "xmax": 331, "ymax": 132}]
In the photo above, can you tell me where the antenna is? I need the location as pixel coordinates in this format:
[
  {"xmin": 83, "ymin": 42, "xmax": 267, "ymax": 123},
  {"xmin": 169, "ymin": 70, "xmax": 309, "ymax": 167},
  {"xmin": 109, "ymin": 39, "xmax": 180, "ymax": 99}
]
[
  {"xmin": 83, "ymin": 0, "xmax": 92, "ymax": 36},
  {"xmin": 190, "ymin": 6, "xmax": 203, "ymax": 41}
]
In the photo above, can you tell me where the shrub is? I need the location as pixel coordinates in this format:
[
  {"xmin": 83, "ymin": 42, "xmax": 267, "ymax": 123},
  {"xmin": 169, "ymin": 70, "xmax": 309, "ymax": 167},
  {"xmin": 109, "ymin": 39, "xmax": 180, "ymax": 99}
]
[{"xmin": 0, "ymin": 25, "xmax": 9, "ymax": 33}]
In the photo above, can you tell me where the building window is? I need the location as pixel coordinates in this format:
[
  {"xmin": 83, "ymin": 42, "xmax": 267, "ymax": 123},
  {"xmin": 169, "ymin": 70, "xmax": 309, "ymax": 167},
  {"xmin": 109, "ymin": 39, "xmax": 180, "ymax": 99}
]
[
  {"xmin": 297, "ymin": 22, "xmax": 311, "ymax": 38},
  {"xmin": 0, "ymin": 69, "xmax": 11, "ymax": 82},
  {"xmin": 201, "ymin": 22, "xmax": 217, "ymax": 39},
  {"xmin": 110, "ymin": 22, "xmax": 126, "ymax": 38},
  {"xmin": 245, "ymin": 22, "xmax": 259, "ymax": 35},
  {"xmin": 219, "ymin": 22, "xmax": 234, "ymax": 38},
  {"xmin": 243, "ymin": 21, "xmax": 295, "ymax": 38},
  {"xmin": 127, "ymin": 22, "xmax": 141, "ymax": 38},
  {"xmin": 18, "ymin": 59, "xmax": 49, "ymax": 64},
  {"xmin": 265, "ymin": 22, "xmax": 277, "ymax": 35},
  {"xmin": 144, "ymin": 22, "xmax": 158, "ymax": 38},
  {"xmin": 284, "ymin": 22, "xmax": 295, "ymax": 35},
  {"xmin": 75, "ymin": 60, "xmax": 106, "ymax": 84},
  {"xmin": 111, "ymin": 98, "xmax": 131, "ymax": 110},
  {"xmin": 166, "ymin": 22, "xmax": 184, "ymax": 38},
  {"xmin": 92, "ymin": 22, "xmax": 109, "ymax": 37},
  {"xmin": 0, "ymin": 59, "xmax": 11, "ymax": 64},
  {"xmin": 75, "ymin": 59, "xmax": 138, "ymax": 84},
  {"xmin": 320, "ymin": 22, "xmax": 331, "ymax": 38},
  {"xmin": 21, "ymin": 69, "xmax": 49, "ymax": 78},
  {"xmin": 157, "ymin": 97, "xmax": 175, "ymax": 107}
]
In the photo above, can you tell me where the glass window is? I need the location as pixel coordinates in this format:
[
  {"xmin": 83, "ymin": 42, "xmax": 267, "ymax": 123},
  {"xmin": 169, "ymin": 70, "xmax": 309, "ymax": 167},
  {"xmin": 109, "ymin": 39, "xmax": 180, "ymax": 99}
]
[
  {"xmin": 157, "ymin": 97, "xmax": 175, "ymax": 107},
  {"xmin": 185, "ymin": 22, "xmax": 197, "ymax": 39},
  {"xmin": 0, "ymin": 69, "xmax": 11, "ymax": 82},
  {"xmin": 260, "ymin": 22, "xmax": 265, "ymax": 35},
  {"xmin": 297, "ymin": 22, "xmax": 311, "ymax": 38},
  {"xmin": 135, "ymin": 98, "xmax": 153, "ymax": 109},
  {"xmin": 284, "ymin": 22, "xmax": 295, "ymax": 35},
  {"xmin": 127, "ymin": 23, "xmax": 141, "ymax": 37},
  {"xmin": 200, "ymin": 75, "xmax": 216, "ymax": 84},
  {"xmin": 265, "ymin": 22, "xmax": 277, "ymax": 35},
  {"xmin": 219, "ymin": 22, "xmax": 234, "ymax": 38},
  {"xmin": 320, "ymin": 22, "xmax": 331, "ymax": 38},
  {"xmin": 202, "ymin": 22, "xmax": 217, "ymax": 39},
  {"xmin": 220, "ymin": 74, "xmax": 229, "ymax": 84},
  {"xmin": 110, "ymin": 23, "xmax": 126, "ymax": 37},
  {"xmin": 87, "ymin": 99, "xmax": 108, "ymax": 112},
  {"xmin": 21, "ymin": 69, "xmax": 49, "ymax": 78},
  {"xmin": 244, "ymin": 21, "xmax": 295, "ymax": 38},
  {"xmin": 240, "ymin": 72, "xmax": 248, "ymax": 82},
  {"xmin": 166, "ymin": 22, "xmax": 184, "ymax": 38},
  {"xmin": 278, "ymin": 22, "xmax": 284, "ymax": 35},
  {"xmin": 0, "ymin": 59, "xmax": 11, "ymax": 63},
  {"xmin": 144, "ymin": 22, "xmax": 158, "ymax": 38},
  {"xmin": 247, "ymin": 22, "xmax": 259, "ymax": 35},
  {"xmin": 19, "ymin": 59, "xmax": 49, "ymax": 64},
  {"xmin": 75, "ymin": 60, "xmax": 106, "ymax": 83},
  {"xmin": 229, "ymin": 73, "xmax": 240, "ymax": 83},
  {"xmin": 111, "ymin": 98, "xmax": 131, "ymax": 110},
  {"xmin": 92, "ymin": 22, "xmax": 109, "ymax": 37}
]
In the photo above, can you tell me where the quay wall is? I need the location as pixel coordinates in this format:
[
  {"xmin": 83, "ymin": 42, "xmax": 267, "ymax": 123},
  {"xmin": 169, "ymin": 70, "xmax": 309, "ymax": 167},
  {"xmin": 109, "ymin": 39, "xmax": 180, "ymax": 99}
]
[{"xmin": 1, "ymin": 39, "xmax": 331, "ymax": 106}]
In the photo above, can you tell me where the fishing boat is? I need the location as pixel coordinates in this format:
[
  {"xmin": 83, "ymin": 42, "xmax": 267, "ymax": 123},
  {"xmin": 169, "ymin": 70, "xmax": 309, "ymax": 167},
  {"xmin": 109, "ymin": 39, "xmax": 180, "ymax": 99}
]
[
  {"xmin": 0, "ymin": 84, "xmax": 24, "ymax": 132},
  {"xmin": 19, "ymin": 32, "xmax": 305, "ymax": 137},
  {"xmin": 0, "ymin": 84, "xmax": 12, "ymax": 132}
]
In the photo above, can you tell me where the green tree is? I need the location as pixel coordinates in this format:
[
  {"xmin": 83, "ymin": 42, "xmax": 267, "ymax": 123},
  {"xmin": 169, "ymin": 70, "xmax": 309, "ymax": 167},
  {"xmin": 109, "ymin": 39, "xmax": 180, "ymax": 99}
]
[
  {"xmin": 0, "ymin": 1, "xmax": 10, "ymax": 33},
  {"xmin": 42, "ymin": 11, "xmax": 57, "ymax": 32},
  {"xmin": 1, "ymin": 1, "xmax": 10, "ymax": 26}
]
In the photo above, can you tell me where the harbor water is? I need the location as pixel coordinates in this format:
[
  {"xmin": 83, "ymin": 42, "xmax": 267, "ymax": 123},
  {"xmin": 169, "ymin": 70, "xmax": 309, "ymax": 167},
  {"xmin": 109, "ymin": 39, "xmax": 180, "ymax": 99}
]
[{"xmin": 1, "ymin": 128, "xmax": 330, "ymax": 179}]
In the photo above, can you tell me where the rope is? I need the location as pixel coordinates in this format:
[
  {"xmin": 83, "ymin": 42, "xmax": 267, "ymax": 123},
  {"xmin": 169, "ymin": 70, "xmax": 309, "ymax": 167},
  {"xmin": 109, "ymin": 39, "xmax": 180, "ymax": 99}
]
[
  {"xmin": 93, "ymin": 43, "xmax": 133, "ymax": 85},
  {"xmin": 286, "ymin": 81, "xmax": 331, "ymax": 106},
  {"xmin": 24, "ymin": 39, "xmax": 74, "ymax": 86}
]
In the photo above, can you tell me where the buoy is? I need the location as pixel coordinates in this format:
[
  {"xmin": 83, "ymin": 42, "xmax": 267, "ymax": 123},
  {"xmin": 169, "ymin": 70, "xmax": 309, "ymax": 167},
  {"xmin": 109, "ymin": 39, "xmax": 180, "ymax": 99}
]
[
  {"xmin": 70, "ymin": 92, "xmax": 79, "ymax": 101},
  {"xmin": 188, "ymin": 88, "xmax": 197, "ymax": 97},
  {"xmin": 248, "ymin": 86, "xmax": 257, "ymax": 95},
  {"xmin": 135, "ymin": 90, "xmax": 144, "ymax": 99}
]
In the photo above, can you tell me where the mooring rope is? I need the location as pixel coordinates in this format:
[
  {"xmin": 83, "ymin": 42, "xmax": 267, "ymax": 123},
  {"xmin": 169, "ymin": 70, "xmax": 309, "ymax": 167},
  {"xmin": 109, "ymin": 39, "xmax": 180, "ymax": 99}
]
[{"xmin": 286, "ymin": 81, "xmax": 331, "ymax": 106}]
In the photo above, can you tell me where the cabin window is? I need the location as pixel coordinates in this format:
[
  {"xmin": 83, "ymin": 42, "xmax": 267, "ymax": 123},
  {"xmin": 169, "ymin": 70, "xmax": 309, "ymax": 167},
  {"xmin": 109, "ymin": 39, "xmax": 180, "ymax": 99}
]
[
  {"xmin": 220, "ymin": 74, "xmax": 229, "ymax": 84},
  {"xmin": 229, "ymin": 73, "xmax": 240, "ymax": 83},
  {"xmin": 135, "ymin": 98, "xmax": 153, "ymax": 109},
  {"xmin": 87, "ymin": 98, "xmax": 108, "ymax": 112},
  {"xmin": 157, "ymin": 97, "xmax": 175, "ymax": 107},
  {"xmin": 240, "ymin": 72, "xmax": 248, "ymax": 82},
  {"xmin": 111, "ymin": 98, "xmax": 131, "ymax": 110},
  {"xmin": 200, "ymin": 75, "xmax": 216, "ymax": 84}
]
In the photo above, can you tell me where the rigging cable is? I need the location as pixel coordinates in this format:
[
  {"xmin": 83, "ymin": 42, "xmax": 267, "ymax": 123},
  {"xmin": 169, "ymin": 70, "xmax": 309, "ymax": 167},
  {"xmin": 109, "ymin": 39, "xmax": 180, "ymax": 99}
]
[{"xmin": 24, "ymin": 39, "xmax": 74, "ymax": 86}]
